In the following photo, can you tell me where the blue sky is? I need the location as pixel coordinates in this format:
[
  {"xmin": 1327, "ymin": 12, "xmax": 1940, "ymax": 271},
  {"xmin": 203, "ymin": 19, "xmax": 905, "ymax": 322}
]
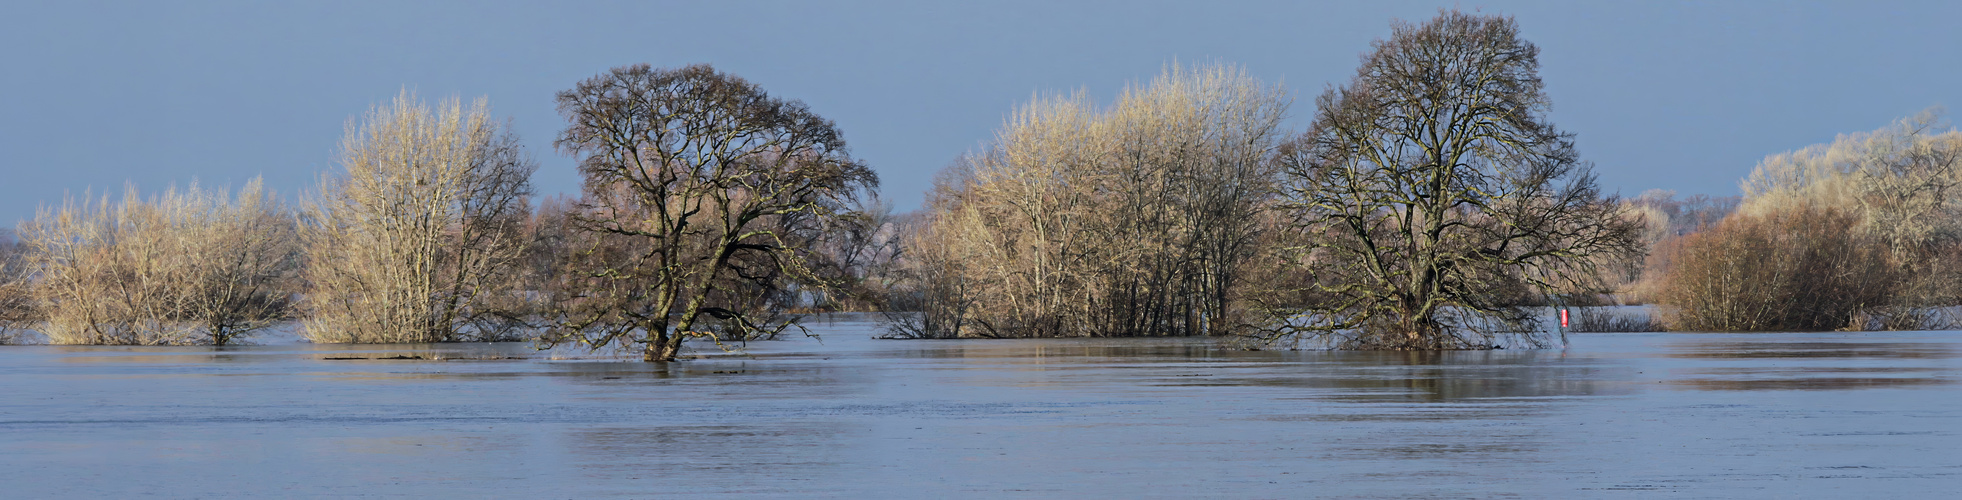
[{"xmin": 3, "ymin": 0, "xmax": 1958, "ymax": 226}]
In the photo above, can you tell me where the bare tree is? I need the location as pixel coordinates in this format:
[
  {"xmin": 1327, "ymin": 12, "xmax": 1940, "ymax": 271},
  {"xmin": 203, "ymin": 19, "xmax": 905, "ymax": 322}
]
[
  {"xmin": 807, "ymin": 195, "xmax": 905, "ymax": 312},
  {"xmin": 544, "ymin": 63, "xmax": 878, "ymax": 362},
  {"xmin": 25, "ymin": 189, "xmax": 175, "ymax": 345},
  {"xmin": 1627, "ymin": 190, "xmax": 1740, "ymax": 240},
  {"xmin": 302, "ymin": 91, "xmax": 537, "ymax": 343},
  {"xmin": 898, "ymin": 62, "xmax": 1292, "ymax": 339},
  {"xmin": 171, "ymin": 179, "xmax": 299, "ymax": 345},
  {"xmin": 1261, "ymin": 11, "xmax": 1642, "ymax": 350},
  {"xmin": 1658, "ymin": 205, "xmax": 1895, "ymax": 331},
  {"xmin": 1614, "ymin": 191, "xmax": 1741, "ymax": 304},
  {"xmin": 0, "ymin": 229, "xmax": 35, "ymax": 344},
  {"xmin": 20, "ymin": 180, "xmax": 299, "ymax": 345},
  {"xmin": 1743, "ymin": 108, "xmax": 1962, "ymax": 265},
  {"xmin": 1668, "ymin": 108, "xmax": 1962, "ymax": 329}
]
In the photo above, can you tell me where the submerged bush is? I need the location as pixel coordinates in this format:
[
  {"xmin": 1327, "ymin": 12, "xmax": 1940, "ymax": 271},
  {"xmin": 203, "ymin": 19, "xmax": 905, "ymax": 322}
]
[
  {"xmin": 19, "ymin": 180, "xmax": 299, "ymax": 345},
  {"xmin": 301, "ymin": 92, "xmax": 536, "ymax": 343},
  {"xmin": 1662, "ymin": 109, "xmax": 1962, "ymax": 332},
  {"xmin": 903, "ymin": 62, "xmax": 1291, "ymax": 339},
  {"xmin": 1657, "ymin": 205, "xmax": 1895, "ymax": 331},
  {"xmin": 0, "ymin": 231, "xmax": 35, "ymax": 344}
]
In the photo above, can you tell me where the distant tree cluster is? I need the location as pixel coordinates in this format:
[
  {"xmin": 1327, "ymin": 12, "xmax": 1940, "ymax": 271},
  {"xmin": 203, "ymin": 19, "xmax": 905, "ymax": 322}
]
[
  {"xmin": 17, "ymin": 181, "xmax": 298, "ymax": 345},
  {"xmin": 1611, "ymin": 191, "xmax": 1740, "ymax": 303},
  {"xmin": 1657, "ymin": 110, "xmax": 1962, "ymax": 331}
]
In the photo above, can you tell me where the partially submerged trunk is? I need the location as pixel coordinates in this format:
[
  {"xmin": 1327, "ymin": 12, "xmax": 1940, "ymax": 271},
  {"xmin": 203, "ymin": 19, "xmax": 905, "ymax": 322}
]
[
  {"xmin": 644, "ymin": 336, "xmax": 680, "ymax": 362},
  {"xmin": 642, "ymin": 320, "xmax": 680, "ymax": 362}
]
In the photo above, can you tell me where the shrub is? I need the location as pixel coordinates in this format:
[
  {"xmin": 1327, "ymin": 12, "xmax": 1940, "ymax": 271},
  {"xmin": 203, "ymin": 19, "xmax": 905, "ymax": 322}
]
[
  {"xmin": 300, "ymin": 92, "xmax": 536, "ymax": 343},
  {"xmin": 904, "ymin": 62, "xmax": 1291, "ymax": 339},
  {"xmin": 19, "ymin": 180, "xmax": 298, "ymax": 345},
  {"xmin": 1657, "ymin": 205, "xmax": 1895, "ymax": 331},
  {"xmin": 0, "ymin": 231, "xmax": 35, "ymax": 343},
  {"xmin": 1664, "ymin": 108, "xmax": 1962, "ymax": 331}
]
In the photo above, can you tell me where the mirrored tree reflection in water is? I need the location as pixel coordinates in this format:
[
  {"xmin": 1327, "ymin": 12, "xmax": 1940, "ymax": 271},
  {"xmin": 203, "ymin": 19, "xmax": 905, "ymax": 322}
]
[
  {"xmin": 1, "ymin": 327, "xmax": 1959, "ymax": 497},
  {"xmin": 1666, "ymin": 338, "xmax": 1958, "ymax": 391},
  {"xmin": 1223, "ymin": 350, "xmax": 1627, "ymax": 402},
  {"xmin": 879, "ymin": 338, "xmax": 1625, "ymax": 402},
  {"xmin": 570, "ymin": 423, "xmax": 850, "ymax": 496}
]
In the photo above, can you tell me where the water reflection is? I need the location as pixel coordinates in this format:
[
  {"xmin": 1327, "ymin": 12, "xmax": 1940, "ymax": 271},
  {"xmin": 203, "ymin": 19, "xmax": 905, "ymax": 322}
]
[
  {"xmin": 882, "ymin": 339, "xmax": 1227, "ymax": 362},
  {"xmin": 4, "ymin": 329, "xmax": 1961, "ymax": 497},
  {"xmin": 854, "ymin": 338, "xmax": 1631, "ymax": 403},
  {"xmin": 569, "ymin": 423, "xmax": 849, "ymax": 494},
  {"xmin": 1669, "ymin": 377, "xmax": 1951, "ymax": 391},
  {"xmin": 1366, "ymin": 441, "xmax": 1539, "ymax": 458},
  {"xmin": 1662, "ymin": 338, "xmax": 1958, "ymax": 391},
  {"xmin": 1198, "ymin": 350, "xmax": 1625, "ymax": 402},
  {"xmin": 1668, "ymin": 341, "xmax": 1959, "ymax": 359},
  {"xmin": 46, "ymin": 342, "xmax": 549, "ymax": 365}
]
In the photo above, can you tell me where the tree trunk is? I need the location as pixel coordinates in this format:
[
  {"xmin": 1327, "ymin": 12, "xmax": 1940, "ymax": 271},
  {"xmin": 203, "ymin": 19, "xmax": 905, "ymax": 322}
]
[
  {"xmin": 644, "ymin": 340, "xmax": 683, "ymax": 362},
  {"xmin": 643, "ymin": 326, "xmax": 676, "ymax": 362}
]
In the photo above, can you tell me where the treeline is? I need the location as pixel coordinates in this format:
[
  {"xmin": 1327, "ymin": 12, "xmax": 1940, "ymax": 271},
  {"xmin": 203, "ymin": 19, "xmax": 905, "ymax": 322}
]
[
  {"xmin": 0, "ymin": 11, "xmax": 1650, "ymax": 353},
  {"xmin": 1646, "ymin": 110, "xmax": 1962, "ymax": 331},
  {"xmin": 890, "ymin": 11, "xmax": 1962, "ymax": 341},
  {"xmin": 12, "ymin": 181, "xmax": 296, "ymax": 345},
  {"xmin": 3, "ymin": 10, "xmax": 1942, "ymax": 355},
  {"xmin": 0, "ymin": 66, "xmax": 888, "ymax": 361},
  {"xmin": 894, "ymin": 11, "xmax": 1645, "ymax": 349}
]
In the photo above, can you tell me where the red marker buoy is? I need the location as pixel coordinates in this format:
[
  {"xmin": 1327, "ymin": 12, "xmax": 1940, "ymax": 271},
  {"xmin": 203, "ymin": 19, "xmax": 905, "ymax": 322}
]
[{"xmin": 1559, "ymin": 308, "xmax": 1569, "ymax": 328}]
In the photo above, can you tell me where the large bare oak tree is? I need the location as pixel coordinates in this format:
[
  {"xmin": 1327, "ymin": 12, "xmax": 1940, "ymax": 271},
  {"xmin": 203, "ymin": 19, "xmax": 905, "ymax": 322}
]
[
  {"xmin": 1262, "ymin": 11, "xmax": 1642, "ymax": 350},
  {"xmin": 545, "ymin": 63, "xmax": 877, "ymax": 362}
]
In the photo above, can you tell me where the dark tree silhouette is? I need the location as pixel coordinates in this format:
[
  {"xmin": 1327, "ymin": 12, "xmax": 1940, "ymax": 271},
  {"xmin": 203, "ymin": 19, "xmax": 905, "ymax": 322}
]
[
  {"xmin": 545, "ymin": 64, "xmax": 877, "ymax": 362},
  {"xmin": 1262, "ymin": 11, "xmax": 1642, "ymax": 350}
]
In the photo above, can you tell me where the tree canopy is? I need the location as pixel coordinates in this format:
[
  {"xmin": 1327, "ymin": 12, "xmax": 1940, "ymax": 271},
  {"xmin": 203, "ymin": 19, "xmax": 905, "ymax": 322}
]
[
  {"xmin": 544, "ymin": 63, "xmax": 878, "ymax": 361},
  {"xmin": 1261, "ymin": 10, "xmax": 1642, "ymax": 349}
]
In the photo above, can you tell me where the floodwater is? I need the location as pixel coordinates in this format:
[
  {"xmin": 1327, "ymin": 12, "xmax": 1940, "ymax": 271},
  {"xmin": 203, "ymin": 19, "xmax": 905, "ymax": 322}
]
[{"xmin": 2, "ymin": 316, "xmax": 1958, "ymax": 498}]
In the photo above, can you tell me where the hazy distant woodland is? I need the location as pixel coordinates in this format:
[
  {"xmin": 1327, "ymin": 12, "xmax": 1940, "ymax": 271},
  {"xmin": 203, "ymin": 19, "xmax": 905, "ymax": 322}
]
[{"xmin": 4, "ymin": 10, "xmax": 1962, "ymax": 357}]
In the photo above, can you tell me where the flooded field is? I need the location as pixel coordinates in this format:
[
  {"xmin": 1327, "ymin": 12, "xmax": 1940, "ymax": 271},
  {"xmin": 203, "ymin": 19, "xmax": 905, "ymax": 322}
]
[{"xmin": 2, "ymin": 316, "xmax": 1958, "ymax": 498}]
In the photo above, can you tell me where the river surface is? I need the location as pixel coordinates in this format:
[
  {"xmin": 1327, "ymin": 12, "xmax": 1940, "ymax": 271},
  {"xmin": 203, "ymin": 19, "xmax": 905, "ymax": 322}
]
[{"xmin": 2, "ymin": 315, "xmax": 1958, "ymax": 498}]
